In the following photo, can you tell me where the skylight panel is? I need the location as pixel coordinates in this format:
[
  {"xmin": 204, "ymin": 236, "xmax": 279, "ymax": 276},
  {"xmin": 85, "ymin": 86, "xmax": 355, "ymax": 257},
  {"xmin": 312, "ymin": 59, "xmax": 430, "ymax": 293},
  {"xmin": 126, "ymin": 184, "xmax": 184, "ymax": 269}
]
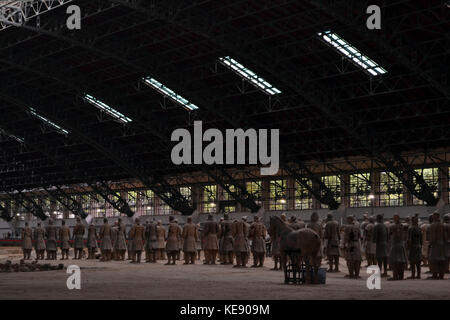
[
  {"xmin": 0, "ymin": 127, "xmax": 24, "ymax": 143},
  {"xmin": 142, "ymin": 77, "xmax": 199, "ymax": 111},
  {"xmin": 83, "ymin": 94, "xmax": 132, "ymax": 124},
  {"xmin": 29, "ymin": 107, "xmax": 69, "ymax": 135},
  {"xmin": 218, "ymin": 56, "xmax": 281, "ymax": 95},
  {"xmin": 318, "ymin": 31, "xmax": 387, "ymax": 76}
]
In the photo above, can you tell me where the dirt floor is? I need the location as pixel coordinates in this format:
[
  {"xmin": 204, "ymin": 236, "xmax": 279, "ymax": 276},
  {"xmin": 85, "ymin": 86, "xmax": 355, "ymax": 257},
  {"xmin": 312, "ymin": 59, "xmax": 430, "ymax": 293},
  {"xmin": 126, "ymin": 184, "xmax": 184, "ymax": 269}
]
[{"xmin": 1, "ymin": 247, "xmax": 449, "ymax": 300}]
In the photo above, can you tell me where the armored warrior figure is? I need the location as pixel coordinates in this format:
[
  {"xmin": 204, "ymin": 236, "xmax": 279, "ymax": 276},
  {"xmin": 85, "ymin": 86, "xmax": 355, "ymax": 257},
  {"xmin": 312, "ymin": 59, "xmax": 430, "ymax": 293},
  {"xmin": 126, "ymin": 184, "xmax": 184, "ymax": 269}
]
[
  {"xmin": 21, "ymin": 222, "xmax": 33, "ymax": 260},
  {"xmin": 344, "ymin": 215, "xmax": 362, "ymax": 279},
  {"xmin": 45, "ymin": 219, "xmax": 58, "ymax": 260},
  {"xmin": 166, "ymin": 216, "xmax": 181, "ymax": 265},
  {"xmin": 115, "ymin": 218, "xmax": 127, "ymax": 261},
  {"xmin": 308, "ymin": 212, "xmax": 323, "ymax": 268},
  {"xmin": 99, "ymin": 218, "xmax": 112, "ymax": 261},
  {"xmin": 156, "ymin": 220, "xmax": 166, "ymax": 260},
  {"xmin": 421, "ymin": 215, "xmax": 433, "ymax": 267},
  {"xmin": 407, "ymin": 215, "xmax": 422, "ymax": 279},
  {"xmin": 73, "ymin": 217, "xmax": 85, "ymax": 259},
  {"xmin": 248, "ymin": 216, "xmax": 266, "ymax": 267},
  {"xmin": 444, "ymin": 214, "xmax": 450, "ymax": 273},
  {"xmin": 360, "ymin": 213, "xmax": 369, "ymax": 262},
  {"xmin": 87, "ymin": 222, "xmax": 98, "ymax": 259},
  {"xmin": 111, "ymin": 221, "xmax": 119, "ymax": 260},
  {"xmin": 203, "ymin": 214, "xmax": 219, "ymax": 264},
  {"xmin": 130, "ymin": 218, "xmax": 146, "ymax": 263},
  {"xmin": 324, "ymin": 213, "xmax": 340, "ymax": 272},
  {"xmin": 372, "ymin": 214, "xmax": 389, "ymax": 277},
  {"xmin": 145, "ymin": 219, "xmax": 158, "ymax": 263},
  {"xmin": 182, "ymin": 217, "xmax": 198, "ymax": 264},
  {"xmin": 59, "ymin": 220, "xmax": 71, "ymax": 260},
  {"xmin": 364, "ymin": 216, "xmax": 377, "ymax": 267},
  {"xmin": 219, "ymin": 214, "xmax": 234, "ymax": 265},
  {"xmin": 232, "ymin": 217, "xmax": 249, "ymax": 268},
  {"xmin": 34, "ymin": 222, "xmax": 46, "ymax": 260},
  {"xmin": 388, "ymin": 214, "xmax": 408, "ymax": 281},
  {"xmin": 427, "ymin": 212, "xmax": 447, "ymax": 279}
]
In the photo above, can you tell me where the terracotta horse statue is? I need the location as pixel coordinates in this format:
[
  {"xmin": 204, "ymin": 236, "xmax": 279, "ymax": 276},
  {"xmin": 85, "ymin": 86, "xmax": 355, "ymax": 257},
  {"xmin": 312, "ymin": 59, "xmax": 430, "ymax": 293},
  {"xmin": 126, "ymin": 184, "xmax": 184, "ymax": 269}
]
[{"xmin": 268, "ymin": 215, "xmax": 321, "ymax": 284}]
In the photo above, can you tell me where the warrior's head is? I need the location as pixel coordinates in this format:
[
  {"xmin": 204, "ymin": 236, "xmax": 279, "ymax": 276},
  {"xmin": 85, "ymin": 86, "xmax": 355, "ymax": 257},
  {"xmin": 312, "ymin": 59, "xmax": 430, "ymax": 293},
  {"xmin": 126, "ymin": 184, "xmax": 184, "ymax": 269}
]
[
  {"xmin": 169, "ymin": 216, "xmax": 175, "ymax": 223},
  {"xmin": 376, "ymin": 214, "xmax": 383, "ymax": 223},
  {"xmin": 432, "ymin": 211, "xmax": 440, "ymax": 223},
  {"xmin": 369, "ymin": 216, "xmax": 375, "ymax": 223},
  {"xmin": 207, "ymin": 214, "xmax": 213, "ymax": 221},
  {"xmin": 224, "ymin": 213, "xmax": 229, "ymax": 221},
  {"xmin": 326, "ymin": 213, "xmax": 333, "ymax": 221},
  {"xmin": 412, "ymin": 215, "xmax": 419, "ymax": 226},
  {"xmin": 310, "ymin": 211, "xmax": 319, "ymax": 223},
  {"xmin": 187, "ymin": 217, "xmax": 192, "ymax": 223}
]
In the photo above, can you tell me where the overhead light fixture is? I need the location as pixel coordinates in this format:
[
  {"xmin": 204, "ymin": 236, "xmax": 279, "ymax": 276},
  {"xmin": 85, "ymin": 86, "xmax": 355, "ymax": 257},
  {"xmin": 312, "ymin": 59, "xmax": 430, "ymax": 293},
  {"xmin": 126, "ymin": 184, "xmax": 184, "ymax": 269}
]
[
  {"xmin": 83, "ymin": 93, "xmax": 132, "ymax": 124},
  {"xmin": 317, "ymin": 31, "xmax": 387, "ymax": 76},
  {"xmin": 142, "ymin": 77, "xmax": 199, "ymax": 111},
  {"xmin": 218, "ymin": 56, "xmax": 282, "ymax": 95},
  {"xmin": 29, "ymin": 107, "xmax": 69, "ymax": 135},
  {"xmin": 0, "ymin": 127, "xmax": 24, "ymax": 143}
]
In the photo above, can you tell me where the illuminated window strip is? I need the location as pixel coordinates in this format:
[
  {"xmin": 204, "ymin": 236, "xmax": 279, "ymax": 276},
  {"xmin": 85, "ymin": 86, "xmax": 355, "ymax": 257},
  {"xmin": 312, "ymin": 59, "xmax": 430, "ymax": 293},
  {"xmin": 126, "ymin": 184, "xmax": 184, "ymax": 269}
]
[
  {"xmin": 29, "ymin": 108, "xmax": 69, "ymax": 135},
  {"xmin": 218, "ymin": 56, "xmax": 281, "ymax": 95},
  {"xmin": 0, "ymin": 128, "xmax": 24, "ymax": 143},
  {"xmin": 83, "ymin": 94, "xmax": 132, "ymax": 123},
  {"xmin": 318, "ymin": 31, "xmax": 387, "ymax": 76},
  {"xmin": 142, "ymin": 77, "xmax": 199, "ymax": 111}
]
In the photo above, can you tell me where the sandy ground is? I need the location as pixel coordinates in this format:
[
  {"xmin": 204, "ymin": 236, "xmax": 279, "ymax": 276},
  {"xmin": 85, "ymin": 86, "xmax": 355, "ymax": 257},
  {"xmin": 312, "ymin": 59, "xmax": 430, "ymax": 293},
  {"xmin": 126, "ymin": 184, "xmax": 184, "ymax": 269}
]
[{"xmin": 1, "ymin": 247, "xmax": 449, "ymax": 300}]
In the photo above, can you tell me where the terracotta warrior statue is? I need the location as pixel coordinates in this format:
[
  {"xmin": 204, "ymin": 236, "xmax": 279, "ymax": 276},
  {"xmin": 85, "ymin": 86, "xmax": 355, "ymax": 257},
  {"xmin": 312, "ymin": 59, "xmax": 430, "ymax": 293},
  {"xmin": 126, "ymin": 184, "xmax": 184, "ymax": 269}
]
[
  {"xmin": 407, "ymin": 214, "xmax": 422, "ymax": 279},
  {"xmin": 444, "ymin": 214, "xmax": 450, "ymax": 273},
  {"xmin": 344, "ymin": 215, "xmax": 362, "ymax": 279},
  {"xmin": 87, "ymin": 221, "xmax": 98, "ymax": 259},
  {"xmin": 372, "ymin": 214, "xmax": 389, "ymax": 277},
  {"xmin": 388, "ymin": 214, "xmax": 407, "ymax": 281},
  {"xmin": 45, "ymin": 219, "xmax": 58, "ymax": 260},
  {"xmin": 145, "ymin": 218, "xmax": 158, "ymax": 263},
  {"xmin": 73, "ymin": 217, "xmax": 85, "ymax": 259},
  {"xmin": 203, "ymin": 214, "xmax": 219, "ymax": 264},
  {"xmin": 59, "ymin": 220, "xmax": 71, "ymax": 260},
  {"xmin": 364, "ymin": 216, "xmax": 377, "ymax": 267},
  {"xmin": 324, "ymin": 213, "xmax": 340, "ymax": 272},
  {"xmin": 427, "ymin": 212, "xmax": 447, "ymax": 279},
  {"xmin": 130, "ymin": 218, "xmax": 145, "ymax": 263},
  {"xmin": 34, "ymin": 222, "xmax": 46, "ymax": 260},
  {"xmin": 156, "ymin": 220, "xmax": 166, "ymax": 260},
  {"xmin": 307, "ymin": 212, "xmax": 323, "ymax": 268},
  {"xmin": 232, "ymin": 217, "xmax": 249, "ymax": 268},
  {"xmin": 182, "ymin": 217, "xmax": 198, "ymax": 264},
  {"xmin": 248, "ymin": 216, "xmax": 266, "ymax": 267},
  {"xmin": 165, "ymin": 216, "xmax": 181, "ymax": 265},
  {"xmin": 115, "ymin": 218, "xmax": 127, "ymax": 261},
  {"xmin": 219, "ymin": 213, "xmax": 234, "ymax": 265},
  {"xmin": 21, "ymin": 222, "xmax": 33, "ymax": 260},
  {"xmin": 99, "ymin": 218, "xmax": 112, "ymax": 261}
]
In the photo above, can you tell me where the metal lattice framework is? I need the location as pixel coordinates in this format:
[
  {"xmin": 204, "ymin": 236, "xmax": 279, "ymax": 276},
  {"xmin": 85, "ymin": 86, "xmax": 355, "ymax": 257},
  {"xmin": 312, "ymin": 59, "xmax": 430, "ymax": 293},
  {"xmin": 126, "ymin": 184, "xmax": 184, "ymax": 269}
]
[{"xmin": 0, "ymin": 0, "xmax": 448, "ymax": 218}]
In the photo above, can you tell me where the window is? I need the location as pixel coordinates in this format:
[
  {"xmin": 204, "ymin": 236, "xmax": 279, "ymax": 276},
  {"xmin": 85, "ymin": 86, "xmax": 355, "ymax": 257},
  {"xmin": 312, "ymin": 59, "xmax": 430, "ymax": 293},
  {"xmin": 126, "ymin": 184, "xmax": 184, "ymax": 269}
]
[
  {"xmin": 294, "ymin": 179, "xmax": 313, "ymax": 210},
  {"xmin": 202, "ymin": 185, "xmax": 217, "ymax": 214},
  {"xmin": 29, "ymin": 107, "xmax": 69, "ymax": 135},
  {"xmin": 83, "ymin": 94, "xmax": 132, "ymax": 123},
  {"xmin": 142, "ymin": 77, "xmax": 199, "ymax": 111},
  {"xmin": 137, "ymin": 190, "xmax": 154, "ymax": 216},
  {"xmin": 317, "ymin": 31, "xmax": 387, "ymax": 76},
  {"xmin": 218, "ymin": 56, "xmax": 282, "ymax": 95},
  {"xmin": 320, "ymin": 175, "xmax": 341, "ymax": 208},
  {"xmin": 221, "ymin": 184, "xmax": 237, "ymax": 213},
  {"xmin": 379, "ymin": 172, "xmax": 404, "ymax": 206},
  {"xmin": 246, "ymin": 181, "xmax": 263, "ymax": 207},
  {"xmin": 159, "ymin": 193, "xmax": 174, "ymax": 215},
  {"xmin": 179, "ymin": 187, "xmax": 192, "ymax": 204},
  {"xmin": 269, "ymin": 180, "xmax": 287, "ymax": 211},
  {"xmin": 413, "ymin": 168, "xmax": 439, "ymax": 205},
  {"xmin": 349, "ymin": 173, "xmax": 372, "ymax": 207}
]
